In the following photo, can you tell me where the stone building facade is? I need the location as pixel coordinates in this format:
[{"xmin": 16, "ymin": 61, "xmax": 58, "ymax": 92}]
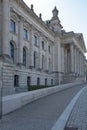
[{"xmin": 0, "ymin": 0, "xmax": 86, "ymax": 95}]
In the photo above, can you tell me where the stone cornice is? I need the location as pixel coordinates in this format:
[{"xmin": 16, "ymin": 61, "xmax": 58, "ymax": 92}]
[
  {"xmin": 61, "ymin": 31, "xmax": 86, "ymax": 53},
  {"xmin": 13, "ymin": 0, "xmax": 55, "ymax": 37}
]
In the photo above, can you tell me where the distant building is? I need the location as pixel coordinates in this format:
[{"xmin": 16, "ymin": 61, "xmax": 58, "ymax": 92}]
[{"xmin": 0, "ymin": 0, "xmax": 86, "ymax": 95}]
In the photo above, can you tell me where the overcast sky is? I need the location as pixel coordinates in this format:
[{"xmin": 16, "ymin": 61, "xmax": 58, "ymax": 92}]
[{"xmin": 24, "ymin": 0, "xmax": 87, "ymax": 57}]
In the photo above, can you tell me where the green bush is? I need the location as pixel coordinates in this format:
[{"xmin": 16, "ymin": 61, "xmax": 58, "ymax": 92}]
[{"xmin": 28, "ymin": 85, "xmax": 52, "ymax": 91}]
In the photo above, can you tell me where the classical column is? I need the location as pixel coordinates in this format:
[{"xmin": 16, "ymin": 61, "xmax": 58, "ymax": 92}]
[
  {"xmin": 61, "ymin": 45, "xmax": 64, "ymax": 73},
  {"xmin": 46, "ymin": 40, "xmax": 49, "ymax": 71},
  {"xmin": 74, "ymin": 46, "xmax": 76, "ymax": 74},
  {"xmin": 38, "ymin": 35, "xmax": 42, "ymax": 70},
  {"xmin": 78, "ymin": 51, "xmax": 80, "ymax": 75},
  {"xmin": 79, "ymin": 52, "xmax": 82, "ymax": 76},
  {"xmin": 29, "ymin": 27, "xmax": 34, "ymax": 68},
  {"xmin": 77, "ymin": 50, "xmax": 79, "ymax": 75},
  {"xmin": 79, "ymin": 52, "xmax": 81, "ymax": 75},
  {"xmin": 82, "ymin": 55, "xmax": 85, "ymax": 76},
  {"xmin": 70, "ymin": 44, "xmax": 74, "ymax": 73},
  {"xmin": 52, "ymin": 44, "xmax": 54, "ymax": 72},
  {"xmin": 81, "ymin": 53, "xmax": 83, "ymax": 76},
  {"xmin": 64, "ymin": 48, "xmax": 67, "ymax": 73},
  {"xmin": 18, "ymin": 17, "xmax": 23, "ymax": 65},
  {"xmin": 2, "ymin": 0, "xmax": 10, "ymax": 58},
  {"xmin": 76, "ymin": 48, "xmax": 78, "ymax": 75}
]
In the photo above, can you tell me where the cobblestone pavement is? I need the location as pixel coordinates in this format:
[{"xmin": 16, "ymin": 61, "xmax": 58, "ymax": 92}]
[
  {"xmin": 65, "ymin": 86, "xmax": 87, "ymax": 130},
  {"xmin": 0, "ymin": 84, "xmax": 86, "ymax": 130}
]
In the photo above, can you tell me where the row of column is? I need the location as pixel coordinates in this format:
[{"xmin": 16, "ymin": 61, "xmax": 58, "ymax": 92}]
[
  {"xmin": 61, "ymin": 43, "xmax": 85, "ymax": 77},
  {"xmin": 70, "ymin": 44, "xmax": 85, "ymax": 76}
]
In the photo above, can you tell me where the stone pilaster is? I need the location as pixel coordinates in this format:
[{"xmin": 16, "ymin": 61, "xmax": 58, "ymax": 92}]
[
  {"xmin": 38, "ymin": 35, "xmax": 42, "ymax": 70},
  {"xmin": 29, "ymin": 27, "xmax": 34, "ymax": 68},
  {"xmin": 70, "ymin": 44, "xmax": 74, "ymax": 73},
  {"xmin": 76, "ymin": 48, "xmax": 78, "ymax": 75},
  {"xmin": 46, "ymin": 40, "xmax": 49, "ymax": 71},
  {"xmin": 52, "ymin": 44, "xmax": 54, "ymax": 72},
  {"xmin": 1, "ymin": 0, "xmax": 10, "ymax": 62},
  {"xmin": 61, "ymin": 45, "xmax": 64, "ymax": 73},
  {"xmin": 79, "ymin": 52, "xmax": 81, "ymax": 76},
  {"xmin": 18, "ymin": 17, "xmax": 23, "ymax": 65},
  {"xmin": 0, "ymin": 61, "xmax": 2, "ymax": 89},
  {"xmin": 58, "ymin": 39, "xmax": 61, "ymax": 73},
  {"xmin": 74, "ymin": 46, "xmax": 76, "ymax": 74},
  {"xmin": 77, "ymin": 50, "xmax": 79, "ymax": 75},
  {"xmin": 0, "ymin": 0, "xmax": 2, "ymax": 55}
]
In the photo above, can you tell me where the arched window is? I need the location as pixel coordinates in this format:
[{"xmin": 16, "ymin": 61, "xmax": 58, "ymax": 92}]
[
  {"xmin": 10, "ymin": 42, "xmax": 14, "ymax": 62},
  {"xmin": 23, "ymin": 48, "xmax": 26, "ymax": 65}
]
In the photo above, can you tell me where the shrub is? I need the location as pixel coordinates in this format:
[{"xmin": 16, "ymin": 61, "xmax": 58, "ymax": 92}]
[{"xmin": 28, "ymin": 85, "xmax": 52, "ymax": 91}]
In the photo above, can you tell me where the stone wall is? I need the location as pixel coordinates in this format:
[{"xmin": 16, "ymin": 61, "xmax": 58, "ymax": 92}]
[
  {"xmin": 2, "ymin": 62, "xmax": 55, "ymax": 96},
  {"xmin": 0, "ymin": 0, "xmax": 2, "ymax": 54}
]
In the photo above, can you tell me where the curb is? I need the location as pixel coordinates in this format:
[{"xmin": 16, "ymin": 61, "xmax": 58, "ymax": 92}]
[
  {"xmin": 51, "ymin": 86, "xmax": 87, "ymax": 130},
  {"xmin": 2, "ymin": 82, "xmax": 83, "ymax": 115}
]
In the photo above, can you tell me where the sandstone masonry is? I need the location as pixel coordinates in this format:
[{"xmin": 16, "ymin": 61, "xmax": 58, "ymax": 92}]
[{"xmin": 0, "ymin": 0, "xmax": 86, "ymax": 95}]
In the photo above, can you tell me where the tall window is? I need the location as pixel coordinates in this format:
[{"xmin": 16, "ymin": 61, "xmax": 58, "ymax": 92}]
[
  {"xmin": 34, "ymin": 35, "xmax": 37, "ymax": 45},
  {"xmin": 27, "ymin": 76, "xmax": 31, "ymax": 86},
  {"xmin": 45, "ymin": 78, "xmax": 47, "ymax": 86},
  {"xmin": 37, "ymin": 77, "xmax": 40, "ymax": 85},
  {"xmin": 42, "ymin": 41, "xmax": 44, "ymax": 50},
  {"xmin": 23, "ymin": 29, "xmax": 28, "ymax": 39},
  {"xmin": 42, "ymin": 55, "xmax": 44, "ymax": 69},
  {"xmin": 10, "ymin": 42, "xmax": 14, "ymax": 62},
  {"xmin": 23, "ymin": 48, "xmax": 26, "ymax": 65},
  {"xmin": 49, "ymin": 58, "xmax": 51, "ymax": 71},
  {"xmin": 34, "ymin": 51, "xmax": 36, "ymax": 68},
  {"xmin": 14, "ymin": 75, "xmax": 19, "ymax": 87},
  {"xmin": 48, "ymin": 45, "xmax": 50, "ymax": 53},
  {"xmin": 51, "ymin": 79, "xmax": 53, "ymax": 85},
  {"xmin": 10, "ymin": 19, "xmax": 15, "ymax": 32}
]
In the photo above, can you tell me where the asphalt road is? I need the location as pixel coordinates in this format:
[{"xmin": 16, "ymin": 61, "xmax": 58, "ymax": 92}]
[{"xmin": 0, "ymin": 83, "xmax": 86, "ymax": 130}]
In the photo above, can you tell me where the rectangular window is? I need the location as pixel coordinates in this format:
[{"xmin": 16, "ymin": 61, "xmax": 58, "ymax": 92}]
[
  {"xmin": 14, "ymin": 75, "xmax": 19, "ymax": 87},
  {"xmin": 45, "ymin": 78, "xmax": 47, "ymax": 86},
  {"xmin": 34, "ymin": 52, "xmax": 36, "ymax": 68},
  {"xmin": 34, "ymin": 35, "xmax": 37, "ymax": 45},
  {"xmin": 23, "ymin": 29, "xmax": 28, "ymax": 39},
  {"xmin": 10, "ymin": 20, "xmax": 15, "ymax": 32},
  {"xmin": 42, "ymin": 55, "xmax": 44, "ymax": 69},
  {"xmin": 42, "ymin": 41, "xmax": 44, "ymax": 50},
  {"xmin": 48, "ymin": 45, "xmax": 50, "ymax": 53},
  {"xmin": 51, "ymin": 79, "xmax": 53, "ymax": 85},
  {"xmin": 37, "ymin": 77, "xmax": 40, "ymax": 85},
  {"xmin": 27, "ymin": 76, "xmax": 31, "ymax": 86}
]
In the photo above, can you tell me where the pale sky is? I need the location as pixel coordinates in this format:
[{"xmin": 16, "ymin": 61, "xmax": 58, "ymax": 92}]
[{"xmin": 24, "ymin": 0, "xmax": 87, "ymax": 57}]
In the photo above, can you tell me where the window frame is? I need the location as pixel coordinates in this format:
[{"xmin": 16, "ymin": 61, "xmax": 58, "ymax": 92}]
[
  {"xmin": 10, "ymin": 42, "xmax": 14, "ymax": 63},
  {"xmin": 14, "ymin": 75, "xmax": 19, "ymax": 87},
  {"xmin": 42, "ymin": 41, "xmax": 44, "ymax": 50},
  {"xmin": 34, "ymin": 35, "xmax": 37, "ymax": 45},
  {"xmin": 23, "ymin": 28, "xmax": 28, "ymax": 40},
  {"xmin": 34, "ymin": 51, "xmax": 36, "ymax": 68},
  {"xmin": 23, "ymin": 48, "xmax": 26, "ymax": 66},
  {"xmin": 48, "ymin": 45, "xmax": 50, "ymax": 53},
  {"xmin": 10, "ymin": 19, "xmax": 16, "ymax": 33}
]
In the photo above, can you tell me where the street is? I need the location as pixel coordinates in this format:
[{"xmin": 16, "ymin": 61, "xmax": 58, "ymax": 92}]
[{"xmin": 0, "ymin": 83, "xmax": 86, "ymax": 130}]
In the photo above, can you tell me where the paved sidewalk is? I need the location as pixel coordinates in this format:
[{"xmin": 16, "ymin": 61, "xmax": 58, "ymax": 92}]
[
  {"xmin": 65, "ymin": 86, "xmax": 87, "ymax": 130},
  {"xmin": 0, "ymin": 84, "xmax": 84, "ymax": 130}
]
